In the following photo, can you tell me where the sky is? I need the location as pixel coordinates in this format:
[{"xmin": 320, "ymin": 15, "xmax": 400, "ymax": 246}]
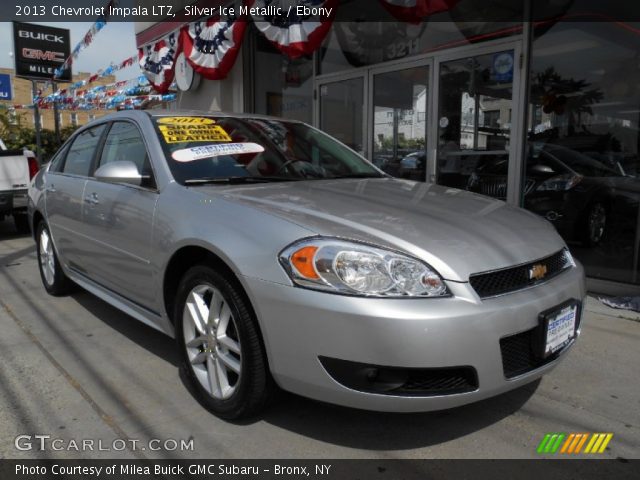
[{"xmin": 0, "ymin": 22, "xmax": 139, "ymax": 84}]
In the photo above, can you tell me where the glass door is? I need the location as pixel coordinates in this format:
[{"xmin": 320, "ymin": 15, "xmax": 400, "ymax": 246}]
[
  {"xmin": 317, "ymin": 74, "xmax": 366, "ymax": 156},
  {"xmin": 433, "ymin": 45, "xmax": 522, "ymax": 201},
  {"xmin": 370, "ymin": 63, "xmax": 430, "ymax": 181}
]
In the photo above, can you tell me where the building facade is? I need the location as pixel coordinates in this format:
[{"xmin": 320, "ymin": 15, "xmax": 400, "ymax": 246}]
[
  {"xmin": 136, "ymin": 0, "xmax": 640, "ymax": 294},
  {"xmin": 0, "ymin": 68, "xmax": 115, "ymax": 130}
]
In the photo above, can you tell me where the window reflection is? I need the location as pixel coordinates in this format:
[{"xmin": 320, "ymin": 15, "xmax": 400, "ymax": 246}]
[{"xmin": 527, "ymin": 20, "xmax": 640, "ymax": 284}]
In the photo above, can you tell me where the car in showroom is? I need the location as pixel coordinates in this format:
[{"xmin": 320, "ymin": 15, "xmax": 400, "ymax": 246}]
[
  {"xmin": 461, "ymin": 143, "xmax": 628, "ymax": 246},
  {"xmin": 28, "ymin": 111, "xmax": 585, "ymax": 419}
]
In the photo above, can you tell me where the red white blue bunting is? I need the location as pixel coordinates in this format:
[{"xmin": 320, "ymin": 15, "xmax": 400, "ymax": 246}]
[
  {"xmin": 378, "ymin": 0, "xmax": 459, "ymax": 23},
  {"xmin": 138, "ymin": 32, "xmax": 181, "ymax": 93},
  {"xmin": 246, "ymin": 0, "xmax": 338, "ymax": 59},
  {"xmin": 181, "ymin": 17, "xmax": 248, "ymax": 80}
]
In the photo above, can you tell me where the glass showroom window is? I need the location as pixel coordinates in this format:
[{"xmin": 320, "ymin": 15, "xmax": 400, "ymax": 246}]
[
  {"xmin": 249, "ymin": 25, "xmax": 313, "ymax": 123},
  {"xmin": 318, "ymin": 0, "xmax": 523, "ymax": 75},
  {"xmin": 526, "ymin": 15, "xmax": 640, "ymax": 284}
]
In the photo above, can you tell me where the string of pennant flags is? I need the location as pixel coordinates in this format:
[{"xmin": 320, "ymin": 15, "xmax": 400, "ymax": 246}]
[
  {"xmin": 34, "ymin": 54, "xmax": 138, "ymax": 103},
  {"xmin": 54, "ymin": 0, "xmax": 120, "ymax": 79},
  {"xmin": 34, "ymin": 75, "xmax": 175, "ymax": 111}
]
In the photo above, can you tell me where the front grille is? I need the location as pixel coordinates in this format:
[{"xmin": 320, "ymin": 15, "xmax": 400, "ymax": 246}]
[
  {"xmin": 469, "ymin": 249, "xmax": 572, "ymax": 299},
  {"xmin": 319, "ymin": 357, "xmax": 478, "ymax": 397},
  {"xmin": 501, "ymin": 302, "xmax": 581, "ymax": 379},
  {"xmin": 396, "ymin": 367, "xmax": 478, "ymax": 395},
  {"xmin": 479, "ymin": 178, "xmax": 507, "ymax": 199},
  {"xmin": 500, "ymin": 328, "xmax": 558, "ymax": 378}
]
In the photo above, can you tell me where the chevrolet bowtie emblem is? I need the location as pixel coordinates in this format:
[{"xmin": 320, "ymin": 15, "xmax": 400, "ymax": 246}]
[{"xmin": 529, "ymin": 264, "xmax": 548, "ymax": 281}]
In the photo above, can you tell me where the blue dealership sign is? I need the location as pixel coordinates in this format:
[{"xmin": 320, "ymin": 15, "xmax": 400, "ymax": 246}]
[{"xmin": 0, "ymin": 73, "xmax": 12, "ymax": 101}]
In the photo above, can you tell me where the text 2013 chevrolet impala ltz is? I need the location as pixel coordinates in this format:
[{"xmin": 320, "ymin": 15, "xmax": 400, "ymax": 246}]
[{"xmin": 28, "ymin": 111, "xmax": 585, "ymax": 419}]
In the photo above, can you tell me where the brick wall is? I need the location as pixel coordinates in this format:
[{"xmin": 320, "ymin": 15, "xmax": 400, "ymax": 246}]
[{"xmin": 0, "ymin": 68, "xmax": 116, "ymax": 131}]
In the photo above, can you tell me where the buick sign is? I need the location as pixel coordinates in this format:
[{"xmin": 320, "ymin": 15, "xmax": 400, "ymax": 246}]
[{"xmin": 12, "ymin": 22, "xmax": 71, "ymax": 81}]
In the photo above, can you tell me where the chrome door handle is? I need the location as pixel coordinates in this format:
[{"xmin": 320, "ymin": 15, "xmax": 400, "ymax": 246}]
[
  {"xmin": 85, "ymin": 193, "xmax": 99, "ymax": 206},
  {"xmin": 46, "ymin": 184, "xmax": 56, "ymax": 193}
]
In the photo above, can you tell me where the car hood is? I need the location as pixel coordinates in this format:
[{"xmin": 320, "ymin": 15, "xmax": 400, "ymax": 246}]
[{"xmin": 204, "ymin": 178, "xmax": 566, "ymax": 282}]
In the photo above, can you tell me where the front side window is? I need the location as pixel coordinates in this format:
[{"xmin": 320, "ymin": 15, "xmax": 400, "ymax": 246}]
[
  {"xmin": 153, "ymin": 116, "xmax": 382, "ymax": 185},
  {"xmin": 99, "ymin": 121, "xmax": 154, "ymax": 185},
  {"xmin": 62, "ymin": 124, "xmax": 106, "ymax": 177}
]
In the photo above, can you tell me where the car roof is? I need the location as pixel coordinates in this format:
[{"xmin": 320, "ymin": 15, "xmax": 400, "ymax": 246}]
[
  {"xmin": 83, "ymin": 110, "xmax": 305, "ymax": 126},
  {"xmin": 147, "ymin": 110, "xmax": 306, "ymax": 124}
]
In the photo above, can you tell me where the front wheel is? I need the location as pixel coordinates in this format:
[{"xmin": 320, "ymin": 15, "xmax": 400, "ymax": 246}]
[
  {"xmin": 36, "ymin": 222, "xmax": 73, "ymax": 295},
  {"xmin": 175, "ymin": 265, "xmax": 272, "ymax": 420}
]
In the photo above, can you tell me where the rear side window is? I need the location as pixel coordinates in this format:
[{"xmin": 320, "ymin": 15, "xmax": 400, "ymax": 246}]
[
  {"xmin": 48, "ymin": 143, "xmax": 70, "ymax": 173},
  {"xmin": 62, "ymin": 124, "xmax": 106, "ymax": 177}
]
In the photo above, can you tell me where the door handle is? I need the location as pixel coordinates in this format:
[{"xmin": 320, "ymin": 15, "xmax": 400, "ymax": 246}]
[
  {"xmin": 46, "ymin": 184, "xmax": 56, "ymax": 193},
  {"xmin": 85, "ymin": 192, "xmax": 99, "ymax": 206}
]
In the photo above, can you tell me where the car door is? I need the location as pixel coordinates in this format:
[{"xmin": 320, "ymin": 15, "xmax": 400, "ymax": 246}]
[
  {"xmin": 46, "ymin": 124, "xmax": 107, "ymax": 272},
  {"xmin": 81, "ymin": 121, "xmax": 159, "ymax": 309}
]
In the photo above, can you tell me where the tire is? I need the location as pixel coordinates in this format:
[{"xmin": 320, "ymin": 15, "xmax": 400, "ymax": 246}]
[
  {"xmin": 36, "ymin": 222, "xmax": 73, "ymax": 296},
  {"xmin": 582, "ymin": 201, "xmax": 607, "ymax": 247},
  {"xmin": 175, "ymin": 264, "xmax": 272, "ymax": 420},
  {"xmin": 14, "ymin": 213, "xmax": 30, "ymax": 234}
]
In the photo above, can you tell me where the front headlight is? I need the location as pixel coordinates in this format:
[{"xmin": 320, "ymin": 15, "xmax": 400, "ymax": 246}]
[{"xmin": 279, "ymin": 238, "xmax": 449, "ymax": 297}]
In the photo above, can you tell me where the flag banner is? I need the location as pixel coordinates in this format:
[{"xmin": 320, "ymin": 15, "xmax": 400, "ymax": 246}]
[
  {"xmin": 181, "ymin": 16, "xmax": 248, "ymax": 80},
  {"xmin": 246, "ymin": 0, "xmax": 338, "ymax": 58},
  {"xmin": 138, "ymin": 31, "xmax": 181, "ymax": 93},
  {"xmin": 378, "ymin": 0, "xmax": 459, "ymax": 23}
]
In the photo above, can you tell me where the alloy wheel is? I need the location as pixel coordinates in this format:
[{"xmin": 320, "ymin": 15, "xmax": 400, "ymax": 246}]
[
  {"xmin": 182, "ymin": 284, "xmax": 242, "ymax": 400},
  {"xmin": 39, "ymin": 228, "xmax": 56, "ymax": 286}
]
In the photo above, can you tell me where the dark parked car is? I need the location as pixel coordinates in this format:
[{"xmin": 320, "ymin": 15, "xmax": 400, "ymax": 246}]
[{"xmin": 467, "ymin": 143, "xmax": 627, "ymax": 246}]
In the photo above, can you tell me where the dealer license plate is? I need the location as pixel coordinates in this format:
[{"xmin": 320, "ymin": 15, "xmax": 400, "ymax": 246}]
[{"xmin": 543, "ymin": 302, "xmax": 578, "ymax": 357}]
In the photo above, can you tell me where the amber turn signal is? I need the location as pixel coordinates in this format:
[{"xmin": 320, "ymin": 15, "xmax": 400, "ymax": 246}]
[{"xmin": 290, "ymin": 246, "xmax": 320, "ymax": 280}]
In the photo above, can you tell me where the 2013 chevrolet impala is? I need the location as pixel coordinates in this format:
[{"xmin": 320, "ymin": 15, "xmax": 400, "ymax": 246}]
[{"xmin": 28, "ymin": 111, "xmax": 585, "ymax": 419}]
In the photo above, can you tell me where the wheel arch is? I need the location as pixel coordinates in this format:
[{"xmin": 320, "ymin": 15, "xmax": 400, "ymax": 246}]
[
  {"xmin": 162, "ymin": 244, "xmax": 276, "ymax": 378},
  {"xmin": 31, "ymin": 210, "xmax": 45, "ymax": 241}
]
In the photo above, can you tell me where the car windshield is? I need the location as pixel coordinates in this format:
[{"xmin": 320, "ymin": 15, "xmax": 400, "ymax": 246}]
[{"xmin": 152, "ymin": 115, "xmax": 383, "ymax": 184}]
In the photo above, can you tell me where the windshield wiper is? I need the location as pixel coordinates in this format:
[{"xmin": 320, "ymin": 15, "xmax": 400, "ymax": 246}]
[{"xmin": 184, "ymin": 176, "xmax": 299, "ymax": 185}]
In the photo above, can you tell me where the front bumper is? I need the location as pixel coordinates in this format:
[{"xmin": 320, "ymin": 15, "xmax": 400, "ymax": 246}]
[{"xmin": 243, "ymin": 263, "xmax": 586, "ymax": 412}]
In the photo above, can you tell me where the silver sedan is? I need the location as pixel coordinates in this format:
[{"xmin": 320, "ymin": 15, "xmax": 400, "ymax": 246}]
[{"xmin": 28, "ymin": 111, "xmax": 585, "ymax": 419}]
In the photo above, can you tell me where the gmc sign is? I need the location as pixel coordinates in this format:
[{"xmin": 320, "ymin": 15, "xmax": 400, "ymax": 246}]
[{"xmin": 13, "ymin": 22, "xmax": 71, "ymax": 81}]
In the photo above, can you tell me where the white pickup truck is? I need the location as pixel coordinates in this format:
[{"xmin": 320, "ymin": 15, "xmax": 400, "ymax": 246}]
[{"xmin": 0, "ymin": 139, "xmax": 39, "ymax": 233}]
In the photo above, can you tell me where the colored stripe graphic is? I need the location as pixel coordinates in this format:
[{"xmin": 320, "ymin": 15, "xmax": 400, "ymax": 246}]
[
  {"xmin": 537, "ymin": 433, "xmax": 565, "ymax": 453},
  {"xmin": 539, "ymin": 433, "xmax": 613, "ymax": 454},
  {"xmin": 585, "ymin": 433, "xmax": 614, "ymax": 453}
]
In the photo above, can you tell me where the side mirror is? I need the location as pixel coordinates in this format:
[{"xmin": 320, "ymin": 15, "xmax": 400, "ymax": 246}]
[{"xmin": 94, "ymin": 161, "xmax": 143, "ymax": 186}]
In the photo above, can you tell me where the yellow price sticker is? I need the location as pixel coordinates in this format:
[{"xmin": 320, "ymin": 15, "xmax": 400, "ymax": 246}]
[
  {"xmin": 157, "ymin": 116, "xmax": 215, "ymax": 125},
  {"xmin": 158, "ymin": 123, "xmax": 232, "ymax": 144}
]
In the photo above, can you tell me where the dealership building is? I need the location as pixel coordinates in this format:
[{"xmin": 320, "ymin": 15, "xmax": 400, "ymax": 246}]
[{"xmin": 135, "ymin": 0, "xmax": 639, "ymax": 294}]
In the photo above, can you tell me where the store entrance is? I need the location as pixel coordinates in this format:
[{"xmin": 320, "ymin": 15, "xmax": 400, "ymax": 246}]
[
  {"xmin": 314, "ymin": 40, "xmax": 524, "ymax": 199},
  {"xmin": 433, "ymin": 45, "xmax": 522, "ymax": 202},
  {"xmin": 370, "ymin": 63, "xmax": 430, "ymax": 180}
]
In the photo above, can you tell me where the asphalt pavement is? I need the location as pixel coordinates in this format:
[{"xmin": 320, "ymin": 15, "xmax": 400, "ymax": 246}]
[{"xmin": 0, "ymin": 218, "xmax": 638, "ymax": 460}]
